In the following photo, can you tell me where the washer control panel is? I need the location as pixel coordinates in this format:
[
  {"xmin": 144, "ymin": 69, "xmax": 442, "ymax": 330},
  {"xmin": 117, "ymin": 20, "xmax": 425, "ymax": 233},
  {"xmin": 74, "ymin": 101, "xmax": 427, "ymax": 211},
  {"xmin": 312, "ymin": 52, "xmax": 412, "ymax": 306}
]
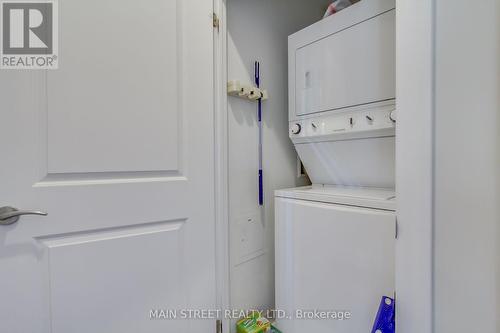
[{"xmin": 290, "ymin": 106, "xmax": 396, "ymax": 142}]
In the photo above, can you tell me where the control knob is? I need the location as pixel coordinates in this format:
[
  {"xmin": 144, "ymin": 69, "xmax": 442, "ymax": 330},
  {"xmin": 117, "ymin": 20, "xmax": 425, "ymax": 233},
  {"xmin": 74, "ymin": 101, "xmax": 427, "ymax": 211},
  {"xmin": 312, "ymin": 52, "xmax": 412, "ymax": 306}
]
[
  {"xmin": 291, "ymin": 123, "xmax": 301, "ymax": 135},
  {"xmin": 389, "ymin": 110, "xmax": 397, "ymax": 123}
]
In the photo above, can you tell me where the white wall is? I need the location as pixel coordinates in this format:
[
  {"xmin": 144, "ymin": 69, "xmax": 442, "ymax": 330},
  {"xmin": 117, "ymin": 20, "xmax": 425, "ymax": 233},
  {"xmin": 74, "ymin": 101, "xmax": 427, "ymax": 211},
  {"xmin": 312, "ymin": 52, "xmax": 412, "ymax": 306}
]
[
  {"xmin": 434, "ymin": 1, "xmax": 500, "ymax": 332},
  {"xmin": 227, "ymin": 0, "xmax": 324, "ymax": 326}
]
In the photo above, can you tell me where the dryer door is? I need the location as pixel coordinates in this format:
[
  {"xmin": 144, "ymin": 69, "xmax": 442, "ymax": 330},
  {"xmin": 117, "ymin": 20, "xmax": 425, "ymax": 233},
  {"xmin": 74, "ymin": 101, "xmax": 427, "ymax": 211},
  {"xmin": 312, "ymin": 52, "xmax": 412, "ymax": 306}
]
[
  {"xmin": 292, "ymin": 8, "xmax": 395, "ymax": 118},
  {"xmin": 275, "ymin": 197, "xmax": 395, "ymax": 333}
]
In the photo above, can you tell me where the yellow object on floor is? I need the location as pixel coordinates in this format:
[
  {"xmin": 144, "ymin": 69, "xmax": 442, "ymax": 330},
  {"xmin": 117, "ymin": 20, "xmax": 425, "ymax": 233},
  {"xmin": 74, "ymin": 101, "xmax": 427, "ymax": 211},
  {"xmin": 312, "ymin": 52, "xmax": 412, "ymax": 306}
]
[{"xmin": 236, "ymin": 312, "xmax": 271, "ymax": 333}]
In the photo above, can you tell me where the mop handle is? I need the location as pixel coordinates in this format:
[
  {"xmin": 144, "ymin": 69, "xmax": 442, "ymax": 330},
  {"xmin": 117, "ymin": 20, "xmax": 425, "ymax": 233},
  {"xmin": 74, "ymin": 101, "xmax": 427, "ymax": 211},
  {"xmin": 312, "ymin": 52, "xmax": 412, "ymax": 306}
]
[{"xmin": 255, "ymin": 61, "xmax": 264, "ymax": 206}]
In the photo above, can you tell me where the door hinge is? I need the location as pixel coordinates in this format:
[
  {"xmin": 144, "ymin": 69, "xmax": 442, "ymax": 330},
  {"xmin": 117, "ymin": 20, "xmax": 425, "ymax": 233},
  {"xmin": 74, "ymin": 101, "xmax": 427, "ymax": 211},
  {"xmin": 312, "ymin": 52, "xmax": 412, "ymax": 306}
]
[
  {"xmin": 213, "ymin": 13, "xmax": 220, "ymax": 30},
  {"xmin": 216, "ymin": 319, "xmax": 223, "ymax": 333}
]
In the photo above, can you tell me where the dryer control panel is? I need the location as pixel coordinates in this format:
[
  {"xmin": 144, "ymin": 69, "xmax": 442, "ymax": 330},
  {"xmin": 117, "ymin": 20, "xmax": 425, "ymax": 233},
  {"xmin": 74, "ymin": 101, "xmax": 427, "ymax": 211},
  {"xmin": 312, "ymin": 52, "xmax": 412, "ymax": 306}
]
[{"xmin": 290, "ymin": 103, "xmax": 396, "ymax": 143}]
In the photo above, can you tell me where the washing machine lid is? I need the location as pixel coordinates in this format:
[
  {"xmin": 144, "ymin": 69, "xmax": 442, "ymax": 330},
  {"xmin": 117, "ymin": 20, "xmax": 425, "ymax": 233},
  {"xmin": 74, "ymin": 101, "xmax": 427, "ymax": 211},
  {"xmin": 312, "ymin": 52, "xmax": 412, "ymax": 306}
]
[{"xmin": 275, "ymin": 185, "xmax": 396, "ymax": 211}]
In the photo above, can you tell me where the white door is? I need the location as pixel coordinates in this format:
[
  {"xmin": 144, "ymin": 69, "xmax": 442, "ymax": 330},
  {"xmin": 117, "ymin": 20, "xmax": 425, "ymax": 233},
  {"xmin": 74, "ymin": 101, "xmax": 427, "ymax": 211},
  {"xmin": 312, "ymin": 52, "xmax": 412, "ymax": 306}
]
[{"xmin": 0, "ymin": 0, "xmax": 216, "ymax": 332}]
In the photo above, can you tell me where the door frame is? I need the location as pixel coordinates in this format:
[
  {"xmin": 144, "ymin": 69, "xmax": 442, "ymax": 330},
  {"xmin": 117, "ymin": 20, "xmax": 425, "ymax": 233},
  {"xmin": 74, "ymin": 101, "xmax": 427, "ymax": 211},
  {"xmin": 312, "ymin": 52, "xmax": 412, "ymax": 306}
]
[
  {"xmin": 395, "ymin": 1, "xmax": 435, "ymax": 332},
  {"xmin": 213, "ymin": 1, "xmax": 231, "ymax": 332},
  {"xmin": 214, "ymin": 1, "xmax": 436, "ymax": 333}
]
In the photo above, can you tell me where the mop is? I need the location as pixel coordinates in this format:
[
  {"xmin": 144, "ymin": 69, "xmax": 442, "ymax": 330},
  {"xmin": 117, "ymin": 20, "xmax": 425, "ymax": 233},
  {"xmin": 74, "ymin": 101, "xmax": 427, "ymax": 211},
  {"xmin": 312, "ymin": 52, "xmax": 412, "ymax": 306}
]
[{"xmin": 255, "ymin": 61, "xmax": 264, "ymax": 206}]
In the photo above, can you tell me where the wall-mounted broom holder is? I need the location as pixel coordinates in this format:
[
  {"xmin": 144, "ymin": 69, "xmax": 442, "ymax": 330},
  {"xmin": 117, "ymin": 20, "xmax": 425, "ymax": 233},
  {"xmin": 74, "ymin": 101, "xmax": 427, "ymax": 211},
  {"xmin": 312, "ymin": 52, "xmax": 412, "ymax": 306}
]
[{"xmin": 228, "ymin": 80, "xmax": 269, "ymax": 101}]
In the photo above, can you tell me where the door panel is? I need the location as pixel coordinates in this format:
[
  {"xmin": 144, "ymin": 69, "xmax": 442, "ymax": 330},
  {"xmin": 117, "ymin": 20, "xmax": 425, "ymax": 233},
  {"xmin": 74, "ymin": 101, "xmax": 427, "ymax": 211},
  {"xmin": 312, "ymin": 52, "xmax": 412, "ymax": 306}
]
[
  {"xmin": 44, "ymin": 221, "xmax": 187, "ymax": 333},
  {"xmin": 0, "ymin": 0, "xmax": 215, "ymax": 332},
  {"xmin": 46, "ymin": 0, "xmax": 180, "ymax": 174}
]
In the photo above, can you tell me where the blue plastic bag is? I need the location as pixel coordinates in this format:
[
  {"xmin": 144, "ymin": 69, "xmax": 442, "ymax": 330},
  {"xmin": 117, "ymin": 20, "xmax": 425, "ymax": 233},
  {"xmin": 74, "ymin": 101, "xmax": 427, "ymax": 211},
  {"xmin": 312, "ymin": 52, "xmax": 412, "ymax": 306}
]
[{"xmin": 371, "ymin": 296, "xmax": 395, "ymax": 333}]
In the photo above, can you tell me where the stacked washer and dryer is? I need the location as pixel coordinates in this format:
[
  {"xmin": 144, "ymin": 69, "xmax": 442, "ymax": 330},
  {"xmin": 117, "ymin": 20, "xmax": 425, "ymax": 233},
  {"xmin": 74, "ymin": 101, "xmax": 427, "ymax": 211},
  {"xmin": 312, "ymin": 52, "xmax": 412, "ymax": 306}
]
[{"xmin": 275, "ymin": 0, "xmax": 396, "ymax": 332}]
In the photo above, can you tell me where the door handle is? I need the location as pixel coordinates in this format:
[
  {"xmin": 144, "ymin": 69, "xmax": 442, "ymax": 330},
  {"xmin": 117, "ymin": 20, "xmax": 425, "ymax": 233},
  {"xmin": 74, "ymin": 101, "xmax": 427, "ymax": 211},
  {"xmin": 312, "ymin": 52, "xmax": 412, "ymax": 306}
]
[{"xmin": 0, "ymin": 206, "xmax": 48, "ymax": 225}]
